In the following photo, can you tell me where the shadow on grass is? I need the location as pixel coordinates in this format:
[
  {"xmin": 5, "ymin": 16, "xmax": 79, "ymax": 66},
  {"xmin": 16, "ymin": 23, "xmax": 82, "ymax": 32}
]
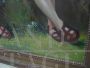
[{"xmin": 73, "ymin": 40, "xmax": 85, "ymax": 49}]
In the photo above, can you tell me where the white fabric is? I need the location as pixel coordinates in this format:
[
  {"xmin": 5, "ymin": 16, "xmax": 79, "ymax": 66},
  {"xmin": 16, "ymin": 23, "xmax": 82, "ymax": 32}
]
[
  {"xmin": 0, "ymin": 63, "xmax": 16, "ymax": 68},
  {"xmin": 34, "ymin": 0, "xmax": 63, "ymax": 30}
]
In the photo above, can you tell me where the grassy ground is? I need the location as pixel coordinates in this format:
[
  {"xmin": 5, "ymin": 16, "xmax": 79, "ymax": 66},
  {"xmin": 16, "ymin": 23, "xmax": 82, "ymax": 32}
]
[
  {"xmin": 0, "ymin": 33, "xmax": 86, "ymax": 63},
  {"xmin": 0, "ymin": 0, "xmax": 86, "ymax": 64}
]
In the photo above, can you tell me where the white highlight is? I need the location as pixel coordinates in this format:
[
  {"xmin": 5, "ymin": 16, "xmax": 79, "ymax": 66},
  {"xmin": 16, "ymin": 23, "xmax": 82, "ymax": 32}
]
[
  {"xmin": 65, "ymin": 27, "xmax": 69, "ymax": 31},
  {"xmin": 0, "ymin": 29, "xmax": 2, "ymax": 34},
  {"xmin": 53, "ymin": 33, "xmax": 58, "ymax": 37},
  {"xmin": 49, "ymin": 29, "xmax": 56, "ymax": 35},
  {"xmin": 70, "ymin": 30, "xmax": 74, "ymax": 34}
]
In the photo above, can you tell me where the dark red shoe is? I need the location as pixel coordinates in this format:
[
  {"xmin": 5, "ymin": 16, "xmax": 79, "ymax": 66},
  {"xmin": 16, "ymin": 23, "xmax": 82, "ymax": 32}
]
[
  {"xmin": 0, "ymin": 25, "xmax": 12, "ymax": 39},
  {"xmin": 48, "ymin": 25, "xmax": 80, "ymax": 43}
]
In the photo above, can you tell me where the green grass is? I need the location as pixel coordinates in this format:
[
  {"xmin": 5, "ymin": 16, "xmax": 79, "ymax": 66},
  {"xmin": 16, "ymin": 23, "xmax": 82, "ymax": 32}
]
[
  {"xmin": 1, "ymin": 0, "xmax": 86, "ymax": 64},
  {"xmin": 0, "ymin": 33, "xmax": 85, "ymax": 63}
]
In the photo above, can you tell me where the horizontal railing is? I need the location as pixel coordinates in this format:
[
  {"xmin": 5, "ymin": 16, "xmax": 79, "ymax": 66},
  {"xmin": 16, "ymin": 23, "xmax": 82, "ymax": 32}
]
[{"xmin": 0, "ymin": 48, "xmax": 85, "ymax": 68}]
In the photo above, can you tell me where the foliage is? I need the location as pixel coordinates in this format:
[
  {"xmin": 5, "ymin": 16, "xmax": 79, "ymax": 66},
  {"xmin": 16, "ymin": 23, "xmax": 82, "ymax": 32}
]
[
  {"xmin": 0, "ymin": 33, "xmax": 85, "ymax": 63},
  {"xmin": 4, "ymin": 0, "xmax": 47, "ymax": 33},
  {"xmin": 5, "ymin": 0, "xmax": 31, "ymax": 26},
  {"xmin": 27, "ymin": 21, "xmax": 47, "ymax": 33}
]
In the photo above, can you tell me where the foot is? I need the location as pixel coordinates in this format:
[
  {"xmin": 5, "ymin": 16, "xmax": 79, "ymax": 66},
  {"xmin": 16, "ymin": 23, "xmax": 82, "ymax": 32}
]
[{"xmin": 48, "ymin": 21, "xmax": 80, "ymax": 43}]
